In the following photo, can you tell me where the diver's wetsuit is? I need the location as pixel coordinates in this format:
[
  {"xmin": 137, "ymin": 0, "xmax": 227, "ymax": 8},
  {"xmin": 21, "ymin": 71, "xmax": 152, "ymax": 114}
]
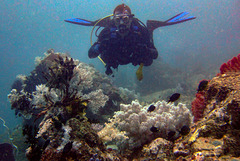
[{"xmin": 88, "ymin": 18, "xmax": 158, "ymax": 75}]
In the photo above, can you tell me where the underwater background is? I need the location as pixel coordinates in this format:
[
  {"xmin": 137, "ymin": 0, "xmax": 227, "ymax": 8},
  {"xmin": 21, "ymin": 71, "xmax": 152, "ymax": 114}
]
[{"xmin": 0, "ymin": 0, "xmax": 239, "ymax": 160}]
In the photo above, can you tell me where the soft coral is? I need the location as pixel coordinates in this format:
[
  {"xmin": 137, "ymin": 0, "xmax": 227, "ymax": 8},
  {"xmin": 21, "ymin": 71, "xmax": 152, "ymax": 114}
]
[
  {"xmin": 219, "ymin": 53, "xmax": 240, "ymax": 74},
  {"xmin": 191, "ymin": 91, "xmax": 206, "ymax": 122}
]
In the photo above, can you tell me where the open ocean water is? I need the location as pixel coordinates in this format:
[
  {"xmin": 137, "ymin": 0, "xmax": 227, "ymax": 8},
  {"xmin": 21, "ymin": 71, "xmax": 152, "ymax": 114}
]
[{"xmin": 0, "ymin": 0, "xmax": 239, "ymax": 160}]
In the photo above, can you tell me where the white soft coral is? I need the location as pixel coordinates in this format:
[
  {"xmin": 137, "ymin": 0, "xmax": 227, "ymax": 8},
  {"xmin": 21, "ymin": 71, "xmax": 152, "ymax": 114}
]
[{"xmin": 99, "ymin": 100, "xmax": 193, "ymax": 149}]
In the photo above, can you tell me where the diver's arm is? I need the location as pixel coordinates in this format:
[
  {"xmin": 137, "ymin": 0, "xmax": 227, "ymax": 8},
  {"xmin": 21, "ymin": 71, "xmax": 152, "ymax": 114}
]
[{"xmin": 88, "ymin": 28, "xmax": 111, "ymax": 58}]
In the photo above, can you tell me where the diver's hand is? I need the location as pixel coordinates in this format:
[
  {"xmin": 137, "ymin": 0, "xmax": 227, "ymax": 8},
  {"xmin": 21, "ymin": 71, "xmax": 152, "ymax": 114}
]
[
  {"xmin": 148, "ymin": 48, "xmax": 158, "ymax": 59},
  {"xmin": 88, "ymin": 43, "xmax": 101, "ymax": 58}
]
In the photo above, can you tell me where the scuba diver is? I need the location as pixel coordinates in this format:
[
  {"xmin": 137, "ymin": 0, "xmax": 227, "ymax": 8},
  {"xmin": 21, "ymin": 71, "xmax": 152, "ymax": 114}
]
[{"xmin": 65, "ymin": 4, "xmax": 196, "ymax": 80}]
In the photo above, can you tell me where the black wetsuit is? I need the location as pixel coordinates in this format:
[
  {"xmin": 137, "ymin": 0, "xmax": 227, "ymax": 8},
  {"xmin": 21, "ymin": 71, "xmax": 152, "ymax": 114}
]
[{"xmin": 88, "ymin": 18, "xmax": 158, "ymax": 75}]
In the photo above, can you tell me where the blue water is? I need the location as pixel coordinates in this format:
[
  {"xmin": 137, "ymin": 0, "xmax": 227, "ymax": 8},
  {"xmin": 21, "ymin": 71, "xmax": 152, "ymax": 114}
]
[{"xmin": 0, "ymin": 0, "xmax": 239, "ymax": 154}]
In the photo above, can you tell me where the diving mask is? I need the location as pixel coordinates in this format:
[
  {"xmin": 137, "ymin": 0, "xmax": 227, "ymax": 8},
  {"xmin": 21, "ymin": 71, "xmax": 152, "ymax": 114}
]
[
  {"xmin": 114, "ymin": 14, "xmax": 131, "ymax": 25},
  {"xmin": 113, "ymin": 14, "xmax": 133, "ymax": 34}
]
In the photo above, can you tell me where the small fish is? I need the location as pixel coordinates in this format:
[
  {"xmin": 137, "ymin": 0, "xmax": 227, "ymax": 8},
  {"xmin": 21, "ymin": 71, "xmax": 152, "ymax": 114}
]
[
  {"xmin": 167, "ymin": 131, "xmax": 176, "ymax": 141},
  {"xmin": 147, "ymin": 105, "xmax": 156, "ymax": 112},
  {"xmin": 62, "ymin": 142, "xmax": 73, "ymax": 154},
  {"xmin": 150, "ymin": 126, "xmax": 159, "ymax": 132},
  {"xmin": 167, "ymin": 93, "xmax": 180, "ymax": 103},
  {"xmin": 179, "ymin": 125, "xmax": 190, "ymax": 136},
  {"xmin": 197, "ymin": 80, "xmax": 208, "ymax": 92}
]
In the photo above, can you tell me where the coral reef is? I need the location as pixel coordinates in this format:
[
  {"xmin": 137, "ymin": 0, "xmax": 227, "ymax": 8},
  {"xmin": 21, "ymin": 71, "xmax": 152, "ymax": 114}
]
[
  {"xmin": 98, "ymin": 118, "xmax": 128, "ymax": 143},
  {"xmin": 140, "ymin": 138, "xmax": 174, "ymax": 160},
  {"xmin": 118, "ymin": 87, "xmax": 139, "ymax": 104},
  {"xmin": 8, "ymin": 49, "xmax": 240, "ymax": 160},
  {"xmin": 8, "ymin": 50, "xmax": 127, "ymax": 160},
  {"xmin": 165, "ymin": 54, "xmax": 240, "ymax": 160},
  {"xmin": 83, "ymin": 89, "xmax": 109, "ymax": 114},
  {"xmin": 8, "ymin": 89, "xmax": 33, "ymax": 119},
  {"xmin": 137, "ymin": 70, "xmax": 240, "ymax": 160},
  {"xmin": 176, "ymin": 72, "xmax": 240, "ymax": 160},
  {"xmin": 99, "ymin": 100, "xmax": 193, "ymax": 151},
  {"xmin": 116, "ymin": 53, "xmax": 240, "ymax": 160},
  {"xmin": 8, "ymin": 50, "xmax": 124, "ymax": 120}
]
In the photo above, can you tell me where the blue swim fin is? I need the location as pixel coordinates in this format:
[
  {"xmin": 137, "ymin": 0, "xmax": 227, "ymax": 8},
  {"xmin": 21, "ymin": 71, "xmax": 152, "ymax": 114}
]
[
  {"xmin": 64, "ymin": 18, "xmax": 111, "ymax": 27},
  {"xmin": 165, "ymin": 12, "xmax": 196, "ymax": 24},
  {"xmin": 64, "ymin": 18, "xmax": 94, "ymax": 26},
  {"xmin": 147, "ymin": 12, "xmax": 196, "ymax": 34}
]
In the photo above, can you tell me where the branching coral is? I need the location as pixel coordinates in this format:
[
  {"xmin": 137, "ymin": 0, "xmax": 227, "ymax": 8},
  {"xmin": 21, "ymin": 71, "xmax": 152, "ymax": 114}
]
[
  {"xmin": 8, "ymin": 89, "xmax": 33, "ymax": 118},
  {"xmin": 118, "ymin": 87, "xmax": 139, "ymax": 104},
  {"xmin": 99, "ymin": 100, "xmax": 193, "ymax": 150},
  {"xmin": 9, "ymin": 52, "xmax": 109, "ymax": 121},
  {"xmin": 83, "ymin": 89, "xmax": 109, "ymax": 114},
  {"xmin": 32, "ymin": 84, "xmax": 61, "ymax": 109},
  {"xmin": 69, "ymin": 62, "xmax": 94, "ymax": 93},
  {"xmin": 42, "ymin": 54, "xmax": 76, "ymax": 95}
]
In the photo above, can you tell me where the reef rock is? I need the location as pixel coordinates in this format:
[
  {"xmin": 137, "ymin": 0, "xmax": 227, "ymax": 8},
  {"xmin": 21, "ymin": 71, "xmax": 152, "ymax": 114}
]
[
  {"xmin": 173, "ymin": 72, "xmax": 240, "ymax": 160},
  {"xmin": 140, "ymin": 138, "xmax": 174, "ymax": 160},
  {"xmin": 140, "ymin": 54, "xmax": 240, "ymax": 160}
]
